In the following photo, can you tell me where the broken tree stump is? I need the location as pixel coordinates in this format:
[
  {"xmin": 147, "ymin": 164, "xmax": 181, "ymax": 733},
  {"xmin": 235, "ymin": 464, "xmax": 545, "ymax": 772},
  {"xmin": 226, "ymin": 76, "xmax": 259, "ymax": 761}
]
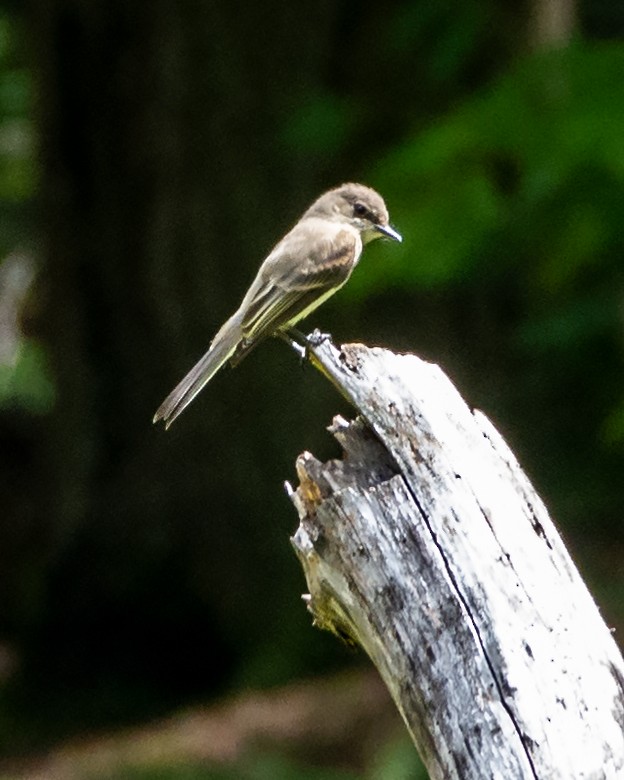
[{"xmin": 287, "ymin": 339, "xmax": 624, "ymax": 780}]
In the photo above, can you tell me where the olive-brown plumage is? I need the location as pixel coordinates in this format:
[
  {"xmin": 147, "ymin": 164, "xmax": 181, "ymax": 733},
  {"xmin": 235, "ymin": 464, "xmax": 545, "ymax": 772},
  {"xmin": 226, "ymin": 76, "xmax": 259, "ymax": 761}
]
[{"xmin": 154, "ymin": 183, "xmax": 401, "ymax": 428}]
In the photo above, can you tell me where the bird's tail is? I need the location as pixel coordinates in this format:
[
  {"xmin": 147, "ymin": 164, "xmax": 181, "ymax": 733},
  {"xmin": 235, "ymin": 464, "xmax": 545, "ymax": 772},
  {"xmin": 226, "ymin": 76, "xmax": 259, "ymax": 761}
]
[{"xmin": 153, "ymin": 315, "xmax": 242, "ymax": 429}]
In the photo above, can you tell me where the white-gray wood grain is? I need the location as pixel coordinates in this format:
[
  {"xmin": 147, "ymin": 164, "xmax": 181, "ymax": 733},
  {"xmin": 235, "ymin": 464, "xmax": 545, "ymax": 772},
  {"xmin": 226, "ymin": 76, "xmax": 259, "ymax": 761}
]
[{"xmin": 288, "ymin": 339, "xmax": 624, "ymax": 780}]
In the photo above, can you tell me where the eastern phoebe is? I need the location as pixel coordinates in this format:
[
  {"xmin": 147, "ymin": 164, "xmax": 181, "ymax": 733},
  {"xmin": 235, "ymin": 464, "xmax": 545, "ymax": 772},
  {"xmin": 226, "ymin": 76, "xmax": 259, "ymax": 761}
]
[{"xmin": 154, "ymin": 182, "xmax": 401, "ymax": 428}]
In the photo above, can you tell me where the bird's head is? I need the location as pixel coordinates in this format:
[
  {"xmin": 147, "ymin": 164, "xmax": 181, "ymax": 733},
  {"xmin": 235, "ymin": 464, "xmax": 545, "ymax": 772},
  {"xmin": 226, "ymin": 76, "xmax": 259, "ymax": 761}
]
[{"xmin": 305, "ymin": 183, "xmax": 402, "ymax": 245}]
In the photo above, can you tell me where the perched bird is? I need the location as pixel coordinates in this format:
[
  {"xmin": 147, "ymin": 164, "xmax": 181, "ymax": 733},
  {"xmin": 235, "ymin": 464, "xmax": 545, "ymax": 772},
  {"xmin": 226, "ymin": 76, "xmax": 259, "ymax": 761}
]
[{"xmin": 153, "ymin": 182, "xmax": 401, "ymax": 428}]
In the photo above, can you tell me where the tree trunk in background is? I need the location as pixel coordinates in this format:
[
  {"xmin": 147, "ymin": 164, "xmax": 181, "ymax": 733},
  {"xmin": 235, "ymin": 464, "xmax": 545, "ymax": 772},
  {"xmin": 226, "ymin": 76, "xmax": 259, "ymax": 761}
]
[
  {"xmin": 25, "ymin": 0, "xmax": 348, "ymax": 706},
  {"xmin": 32, "ymin": 0, "xmax": 337, "ymax": 526}
]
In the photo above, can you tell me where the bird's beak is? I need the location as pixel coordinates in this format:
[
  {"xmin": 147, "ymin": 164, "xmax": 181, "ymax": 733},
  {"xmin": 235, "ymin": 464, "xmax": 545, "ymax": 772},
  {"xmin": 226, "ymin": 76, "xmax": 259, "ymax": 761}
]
[{"xmin": 375, "ymin": 223, "xmax": 402, "ymax": 242}]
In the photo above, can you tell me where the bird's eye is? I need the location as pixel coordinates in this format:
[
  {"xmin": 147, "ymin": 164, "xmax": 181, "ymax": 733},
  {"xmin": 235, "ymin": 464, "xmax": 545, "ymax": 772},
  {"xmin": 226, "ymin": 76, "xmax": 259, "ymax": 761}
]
[{"xmin": 353, "ymin": 202, "xmax": 368, "ymax": 217}]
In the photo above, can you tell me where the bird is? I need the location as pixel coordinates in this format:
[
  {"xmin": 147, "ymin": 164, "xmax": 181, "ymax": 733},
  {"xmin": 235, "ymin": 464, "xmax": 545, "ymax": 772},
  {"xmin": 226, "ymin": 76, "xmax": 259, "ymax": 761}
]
[{"xmin": 153, "ymin": 182, "xmax": 401, "ymax": 428}]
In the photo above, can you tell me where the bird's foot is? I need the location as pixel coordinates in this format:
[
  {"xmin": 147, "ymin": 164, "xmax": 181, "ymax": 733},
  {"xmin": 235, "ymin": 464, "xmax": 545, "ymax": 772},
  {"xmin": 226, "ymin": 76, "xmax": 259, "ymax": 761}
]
[
  {"xmin": 307, "ymin": 328, "xmax": 333, "ymax": 348},
  {"xmin": 278, "ymin": 327, "xmax": 333, "ymax": 368},
  {"xmin": 300, "ymin": 329, "xmax": 333, "ymax": 366}
]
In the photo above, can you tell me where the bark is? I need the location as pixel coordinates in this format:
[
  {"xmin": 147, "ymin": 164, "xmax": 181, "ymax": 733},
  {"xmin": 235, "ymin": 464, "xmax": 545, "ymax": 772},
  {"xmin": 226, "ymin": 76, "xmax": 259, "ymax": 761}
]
[{"xmin": 288, "ymin": 339, "xmax": 624, "ymax": 780}]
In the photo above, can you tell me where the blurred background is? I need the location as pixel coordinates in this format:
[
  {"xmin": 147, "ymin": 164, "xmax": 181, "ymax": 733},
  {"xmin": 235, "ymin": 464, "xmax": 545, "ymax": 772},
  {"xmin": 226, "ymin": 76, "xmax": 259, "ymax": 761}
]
[{"xmin": 0, "ymin": 0, "xmax": 623, "ymax": 777}]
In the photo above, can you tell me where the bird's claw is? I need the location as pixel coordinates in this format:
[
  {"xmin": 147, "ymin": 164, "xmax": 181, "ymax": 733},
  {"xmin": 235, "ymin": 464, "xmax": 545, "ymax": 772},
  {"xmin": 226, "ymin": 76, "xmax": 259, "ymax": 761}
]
[
  {"xmin": 302, "ymin": 329, "xmax": 333, "ymax": 364},
  {"xmin": 278, "ymin": 327, "xmax": 333, "ymax": 368},
  {"xmin": 307, "ymin": 328, "xmax": 333, "ymax": 348}
]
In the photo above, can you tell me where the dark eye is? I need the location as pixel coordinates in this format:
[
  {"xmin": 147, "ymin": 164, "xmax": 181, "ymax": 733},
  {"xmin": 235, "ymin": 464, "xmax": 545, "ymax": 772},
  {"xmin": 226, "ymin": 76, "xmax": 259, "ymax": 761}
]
[{"xmin": 353, "ymin": 202, "xmax": 368, "ymax": 217}]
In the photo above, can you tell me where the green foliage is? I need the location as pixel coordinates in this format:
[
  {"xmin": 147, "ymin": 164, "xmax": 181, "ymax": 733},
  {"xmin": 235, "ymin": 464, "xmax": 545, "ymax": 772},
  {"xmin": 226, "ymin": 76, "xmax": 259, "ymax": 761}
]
[
  {"xmin": 283, "ymin": 94, "xmax": 361, "ymax": 159},
  {"xmin": 0, "ymin": 339, "xmax": 55, "ymax": 413},
  {"xmin": 0, "ymin": 11, "xmax": 41, "ymax": 412},
  {"xmin": 235, "ymin": 753, "xmax": 358, "ymax": 780},
  {"xmin": 33, "ymin": 738, "xmax": 429, "ymax": 780},
  {"xmin": 0, "ymin": 11, "xmax": 35, "ymax": 225},
  {"xmin": 80, "ymin": 754, "xmax": 360, "ymax": 780},
  {"xmin": 350, "ymin": 42, "xmax": 624, "ymax": 539},
  {"xmin": 368, "ymin": 733, "xmax": 428, "ymax": 780},
  {"xmin": 359, "ymin": 43, "xmax": 624, "ymax": 291},
  {"xmin": 386, "ymin": 0, "xmax": 497, "ymax": 88}
]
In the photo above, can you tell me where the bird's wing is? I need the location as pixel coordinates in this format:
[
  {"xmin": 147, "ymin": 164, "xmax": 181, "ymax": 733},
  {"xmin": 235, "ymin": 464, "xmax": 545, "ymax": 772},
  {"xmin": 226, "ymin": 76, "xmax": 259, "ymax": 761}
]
[{"xmin": 239, "ymin": 223, "xmax": 359, "ymax": 342}]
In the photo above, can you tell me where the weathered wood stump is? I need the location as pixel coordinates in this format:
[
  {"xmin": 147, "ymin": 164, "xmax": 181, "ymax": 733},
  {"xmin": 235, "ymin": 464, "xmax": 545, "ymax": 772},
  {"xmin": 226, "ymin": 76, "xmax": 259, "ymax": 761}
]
[{"xmin": 287, "ymin": 338, "xmax": 624, "ymax": 780}]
